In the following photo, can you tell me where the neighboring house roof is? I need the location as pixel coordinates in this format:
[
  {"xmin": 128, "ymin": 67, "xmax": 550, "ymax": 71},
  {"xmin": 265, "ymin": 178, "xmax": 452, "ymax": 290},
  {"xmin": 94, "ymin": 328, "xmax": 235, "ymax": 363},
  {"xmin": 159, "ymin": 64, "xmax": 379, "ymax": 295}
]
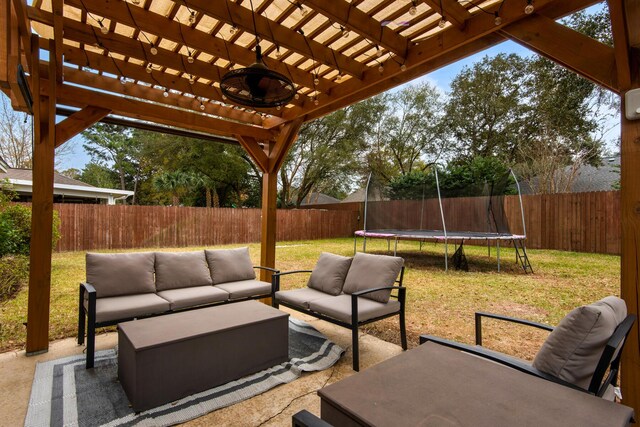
[
  {"xmin": 342, "ymin": 187, "xmax": 386, "ymax": 203},
  {"xmin": 520, "ymin": 156, "xmax": 620, "ymax": 194},
  {"xmin": 300, "ymin": 192, "xmax": 341, "ymax": 205},
  {"xmin": 0, "ymin": 156, "xmax": 134, "ymax": 202}
]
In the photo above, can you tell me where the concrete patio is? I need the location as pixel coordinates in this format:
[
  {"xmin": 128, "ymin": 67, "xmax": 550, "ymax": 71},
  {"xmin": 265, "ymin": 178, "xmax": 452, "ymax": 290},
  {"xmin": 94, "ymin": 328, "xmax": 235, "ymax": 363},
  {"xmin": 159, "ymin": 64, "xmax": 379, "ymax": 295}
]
[{"xmin": 0, "ymin": 307, "xmax": 403, "ymax": 427}]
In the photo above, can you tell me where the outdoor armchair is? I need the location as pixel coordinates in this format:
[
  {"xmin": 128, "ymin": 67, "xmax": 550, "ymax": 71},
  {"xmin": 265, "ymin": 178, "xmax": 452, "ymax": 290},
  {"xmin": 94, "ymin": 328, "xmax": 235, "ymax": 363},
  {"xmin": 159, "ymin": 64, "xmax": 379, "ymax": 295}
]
[
  {"xmin": 272, "ymin": 252, "xmax": 407, "ymax": 371},
  {"xmin": 420, "ymin": 296, "xmax": 636, "ymax": 399}
]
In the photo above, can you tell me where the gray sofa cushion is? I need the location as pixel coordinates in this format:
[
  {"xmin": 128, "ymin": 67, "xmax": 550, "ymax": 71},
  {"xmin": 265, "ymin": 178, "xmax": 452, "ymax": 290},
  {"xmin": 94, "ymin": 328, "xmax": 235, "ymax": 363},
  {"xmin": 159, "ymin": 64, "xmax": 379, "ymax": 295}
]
[
  {"xmin": 87, "ymin": 293, "xmax": 171, "ymax": 323},
  {"xmin": 155, "ymin": 251, "xmax": 213, "ymax": 291},
  {"xmin": 342, "ymin": 253, "xmax": 404, "ymax": 303},
  {"xmin": 309, "ymin": 294, "xmax": 401, "ymax": 324},
  {"xmin": 157, "ymin": 286, "xmax": 229, "ymax": 310},
  {"xmin": 532, "ymin": 296, "xmax": 627, "ymax": 389},
  {"xmin": 307, "ymin": 252, "xmax": 352, "ymax": 296},
  {"xmin": 86, "ymin": 252, "xmax": 156, "ymax": 298},
  {"xmin": 275, "ymin": 288, "xmax": 332, "ymax": 309},
  {"xmin": 215, "ymin": 279, "xmax": 271, "ymax": 300},
  {"xmin": 205, "ymin": 247, "xmax": 256, "ymax": 285}
]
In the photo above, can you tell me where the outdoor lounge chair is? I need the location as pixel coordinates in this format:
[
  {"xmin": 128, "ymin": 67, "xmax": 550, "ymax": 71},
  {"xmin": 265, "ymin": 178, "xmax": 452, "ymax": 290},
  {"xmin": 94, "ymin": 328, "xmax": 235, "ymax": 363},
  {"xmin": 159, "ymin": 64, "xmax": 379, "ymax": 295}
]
[
  {"xmin": 272, "ymin": 252, "xmax": 407, "ymax": 371},
  {"xmin": 421, "ymin": 296, "xmax": 636, "ymax": 399}
]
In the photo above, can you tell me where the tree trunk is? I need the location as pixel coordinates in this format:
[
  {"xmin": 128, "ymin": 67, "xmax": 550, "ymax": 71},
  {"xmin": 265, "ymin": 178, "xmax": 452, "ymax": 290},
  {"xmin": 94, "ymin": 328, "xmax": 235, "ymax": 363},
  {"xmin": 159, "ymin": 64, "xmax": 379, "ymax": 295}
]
[
  {"xmin": 212, "ymin": 188, "xmax": 220, "ymax": 208},
  {"xmin": 205, "ymin": 188, "xmax": 212, "ymax": 208}
]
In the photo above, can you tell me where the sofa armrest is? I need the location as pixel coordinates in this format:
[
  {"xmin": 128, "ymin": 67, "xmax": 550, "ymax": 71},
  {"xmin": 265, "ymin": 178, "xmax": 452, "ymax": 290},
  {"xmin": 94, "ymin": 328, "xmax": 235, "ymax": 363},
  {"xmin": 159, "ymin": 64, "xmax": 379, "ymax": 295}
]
[
  {"xmin": 419, "ymin": 335, "xmax": 586, "ymax": 393},
  {"xmin": 254, "ymin": 266, "xmax": 280, "ymax": 274},
  {"xmin": 271, "ymin": 270, "xmax": 313, "ymax": 293},
  {"xmin": 351, "ymin": 286, "xmax": 406, "ymax": 304},
  {"xmin": 79, "ymin": 282, "xmax": 97, "ymax": 308},
  {"xmin": 475, "ymin": 311, "xmax": 553, "ymax": 346}
]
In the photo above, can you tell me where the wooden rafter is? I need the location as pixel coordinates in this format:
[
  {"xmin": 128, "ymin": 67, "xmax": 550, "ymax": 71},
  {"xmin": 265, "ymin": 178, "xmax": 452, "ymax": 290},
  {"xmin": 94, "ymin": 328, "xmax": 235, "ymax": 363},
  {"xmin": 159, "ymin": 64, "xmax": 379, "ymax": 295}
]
[
  {"xmin": 236, "ymin": 135, "xmax": 269, "ymax": 173},
  {"xmin": 51, "ymin": 0, "xmax": 62, "ymax": 82},
  {"xmin": 183, "ymin": 0, "xmax": 366, "ymax": 78},
  {"xmin": 302, "ymin": 0, "xmax": 408, "ymax": 57},
  {"xmin": 421, "ymin": 0, "xmax": 471, "ymax": 29},
  {"xmin": 500, "ymin": 14, "xmax": 619, "ymax": 93},
  {"xmin": 62, "ymin": 0, "xmax": 335, "ymax": 93}
]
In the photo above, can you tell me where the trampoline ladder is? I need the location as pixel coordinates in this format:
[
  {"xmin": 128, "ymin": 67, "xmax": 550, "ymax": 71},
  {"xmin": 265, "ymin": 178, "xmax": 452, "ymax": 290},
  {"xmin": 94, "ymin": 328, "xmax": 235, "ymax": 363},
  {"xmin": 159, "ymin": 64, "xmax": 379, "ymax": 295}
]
[{"xmin": 513, "ymin": 240, "xmax": 533, "ymax": 274}]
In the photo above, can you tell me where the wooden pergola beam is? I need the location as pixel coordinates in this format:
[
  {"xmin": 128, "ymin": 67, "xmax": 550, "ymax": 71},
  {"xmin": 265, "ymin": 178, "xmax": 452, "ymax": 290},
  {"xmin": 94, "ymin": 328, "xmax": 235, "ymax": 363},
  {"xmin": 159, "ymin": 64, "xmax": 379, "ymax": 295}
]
[
  {"xmin": 236, "ymin": 135, "xmax": 269, "ymax": 174},
  {"xmin": 269, "ymin": 119, "xmax": 304, "ymax": 173},
  {"xmin": 608, "ymin": 0, "xmax": 633, "ymax": 91},
  {"xmin": 10, "ymin": 0, "xmax": 31, "ymax": 71},
  {"xmin": 54, "ymin": 106, "xmax": 111, "ymax": 148},
  {"xmin": 62, "ymin": 0, "xmax": 334, "ymax": 93},
  {"xmin": 302, "ymin": 0, "xmax": 408, "ymax": 57},
  {"xmin": 184, "ymin": 0, "xmax": 366, "ymax": 78},
  {"xmin": 421, "ymin": 0, "xmax": 471, "ymax": 29},
  {"xmin": 41, "ymin": 83, "xmax": 277, "ymax": 141},
  {"xmin": 27, "ymin": 7, "xmax": 309, "ymax": 112},
  {"xmin": 54, "ymin": 46, "xmax": 268, "ymax": 126},
  {"xmin": 51, "ymin": 0, "xmax": 62, "ymax": 83},
  {"xmin": 291, "ymin": 0, "xmax": 597, "ymax": 121},
  {"xmin": 500, "ymin": 14, "xmax": 619, "ymax": 93}
]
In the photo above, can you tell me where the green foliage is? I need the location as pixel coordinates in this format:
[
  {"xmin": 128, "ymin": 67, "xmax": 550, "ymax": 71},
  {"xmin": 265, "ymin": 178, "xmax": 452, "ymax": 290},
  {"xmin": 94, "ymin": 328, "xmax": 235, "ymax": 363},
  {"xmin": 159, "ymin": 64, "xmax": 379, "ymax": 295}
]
[
  {"xmin": 0, "ymin": 183, "xmax": 61, "ymax": 257},
  {"xmin": 0, "ymin": 255, "xmax": 29, "ymax": 302},
  {"xmin": 79, "ymin": 163, "xmax": 119, "ymax": 188},
  {"xmin": 388, "ymin": 157, "xmax": 514, "ymax": 199}
]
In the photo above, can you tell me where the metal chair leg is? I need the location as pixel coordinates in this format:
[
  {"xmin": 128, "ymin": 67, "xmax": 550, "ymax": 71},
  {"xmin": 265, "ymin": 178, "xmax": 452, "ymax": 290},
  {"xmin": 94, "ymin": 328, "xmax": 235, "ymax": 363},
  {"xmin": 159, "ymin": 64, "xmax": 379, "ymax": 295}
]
[{"xmin": 77, "ymin": 287, "xmax": 85, "ymax": 345}]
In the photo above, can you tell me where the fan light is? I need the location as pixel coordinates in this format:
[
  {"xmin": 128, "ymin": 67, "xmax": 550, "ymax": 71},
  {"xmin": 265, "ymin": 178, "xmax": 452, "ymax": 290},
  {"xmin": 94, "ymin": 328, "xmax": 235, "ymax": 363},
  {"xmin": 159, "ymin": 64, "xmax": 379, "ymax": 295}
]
[{"xmin": 221, "ymin": 45, "xmax": 296, "ymax": 108}]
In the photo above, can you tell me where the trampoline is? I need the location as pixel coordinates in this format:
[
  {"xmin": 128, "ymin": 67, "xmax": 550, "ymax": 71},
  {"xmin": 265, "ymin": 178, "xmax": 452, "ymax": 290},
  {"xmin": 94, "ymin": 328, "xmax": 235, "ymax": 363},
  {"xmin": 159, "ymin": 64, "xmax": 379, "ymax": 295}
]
[{"xmin": 355, "ymin": 168, "xmax": 532, "ymax": 273}]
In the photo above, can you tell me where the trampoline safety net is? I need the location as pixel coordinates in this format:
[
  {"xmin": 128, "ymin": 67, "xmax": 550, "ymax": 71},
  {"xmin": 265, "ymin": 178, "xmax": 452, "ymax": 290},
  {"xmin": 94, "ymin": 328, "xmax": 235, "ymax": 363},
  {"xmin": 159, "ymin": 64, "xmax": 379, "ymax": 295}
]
[{"xmin": 357, "ymin": 167, "xmax": 532, "ymax": 273}]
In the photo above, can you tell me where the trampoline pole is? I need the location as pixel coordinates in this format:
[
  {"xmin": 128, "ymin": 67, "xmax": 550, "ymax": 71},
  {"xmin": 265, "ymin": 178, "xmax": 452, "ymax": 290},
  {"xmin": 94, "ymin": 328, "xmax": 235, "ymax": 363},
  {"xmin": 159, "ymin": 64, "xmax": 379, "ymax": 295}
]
[
  {"xmin": 434, "ymin": 167, "xmax": 448, "ymax": 272},
  {"xmin": 497, "ymin": 240, "xmax": 501, "ymax": 272},
  {"xmin": 394, "ymin": 237, "xmax": 398, "ymax": 256},
  {"xmin": 510, "ymin": 169, "xmax": 527, "ymax": 239},
  {"xmin": 445, "ymin": 238, "xmax": 449, "ymax": 271},
  {"xmin": 362, "ymin": 172, "xmax": 372, "ymax": 254}
]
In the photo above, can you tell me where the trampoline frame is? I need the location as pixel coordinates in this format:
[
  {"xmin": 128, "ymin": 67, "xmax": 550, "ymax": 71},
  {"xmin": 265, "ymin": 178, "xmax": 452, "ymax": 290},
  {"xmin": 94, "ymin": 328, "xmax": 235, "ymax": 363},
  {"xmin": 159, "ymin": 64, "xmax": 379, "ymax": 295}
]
[{"xmin": 355, "ymin": 168, "xmax": 533, "ymax": 273}]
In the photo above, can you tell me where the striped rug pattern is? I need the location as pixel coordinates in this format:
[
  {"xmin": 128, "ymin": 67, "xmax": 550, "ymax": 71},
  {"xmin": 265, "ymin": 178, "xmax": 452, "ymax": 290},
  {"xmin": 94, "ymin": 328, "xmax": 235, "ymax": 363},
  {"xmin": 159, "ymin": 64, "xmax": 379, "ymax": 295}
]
[{"xmin": 25, "ymin": 318, "xmax": 344, "ymax": 427}]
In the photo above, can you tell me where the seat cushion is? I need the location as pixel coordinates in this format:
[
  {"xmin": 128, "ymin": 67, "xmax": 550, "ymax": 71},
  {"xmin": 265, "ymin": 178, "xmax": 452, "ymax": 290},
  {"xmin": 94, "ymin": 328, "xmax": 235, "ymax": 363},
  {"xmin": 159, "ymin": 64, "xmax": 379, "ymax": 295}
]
[
  {"xmin": 87, "ymin": 293, "xmax": 171, "ymax": 323},
  {"xmin": 307, "ymin": 252, "xmax": 352, "ymax": 296},
  {"xmin": 215, "ymin": 279, "xmax": 271, "ymax": 300},
  {"xmin": 342, "ymin": 253, "xmax": 404, "ymax": 303},
  {"xmin": 86, "ymin": 252, "xmax": 156, "ymax": 298},
  {"xmin": 155, "ymin": 251, "xmax": 213, "ymax": 291},
  {"xmin": 532, "ymin": 296, "xmax": 627, "ymax": 390},
  {"xmin": 205, "ymin": 247, "xmax": 256, "ymax": 285},
  {"xmin": 157, "ymin": 286, "xmax": 229, "ymax": 310},
  {"xmin": 309, "ymin": 294, "xmax": 401, "ymax": 324},
  {"xmin": 275, "ymin": 288, "xmax": 332, "ymax": 309}
]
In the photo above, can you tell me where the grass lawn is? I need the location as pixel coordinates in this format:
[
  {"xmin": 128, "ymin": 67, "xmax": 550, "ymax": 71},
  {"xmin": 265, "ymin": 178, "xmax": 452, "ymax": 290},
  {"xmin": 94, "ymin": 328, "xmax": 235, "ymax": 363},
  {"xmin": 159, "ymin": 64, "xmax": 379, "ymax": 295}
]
[{"xmin": 0, "ymin": 238, "xmax": 620, "ymax": 360}]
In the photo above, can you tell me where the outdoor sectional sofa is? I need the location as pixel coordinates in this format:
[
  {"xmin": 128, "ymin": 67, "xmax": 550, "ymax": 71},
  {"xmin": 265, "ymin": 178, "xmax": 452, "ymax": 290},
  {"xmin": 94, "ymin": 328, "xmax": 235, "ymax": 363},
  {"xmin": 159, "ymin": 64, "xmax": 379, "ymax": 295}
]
[
  {"xmin": 272, "ymin": 252, "xmax": 407, "ymax": 371},
  {"xmin": 78, "ymin": 247, "xmax": 276, "ymax": 368}
]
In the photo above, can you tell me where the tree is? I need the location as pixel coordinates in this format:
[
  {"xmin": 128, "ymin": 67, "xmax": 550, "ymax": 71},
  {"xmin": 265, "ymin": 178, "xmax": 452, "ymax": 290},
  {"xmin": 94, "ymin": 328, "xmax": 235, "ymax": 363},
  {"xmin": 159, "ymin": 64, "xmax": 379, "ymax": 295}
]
[
  {"xmin": 280, "ymin": 96, "xmax": 386, "ymax": 207},
  {"xmin": 367, "ymin": 83, "xmax": 446, "ymax": 181},
  {"xmin": 80, "ymin": 162, "xmax": 119, "ymax": 188},
  {"xmin": 0, "ymin": 95, "xmax": 74, "ymax": 168},
  {"xmin": 153, "ymin": 171, "xmax": 199, "ymax": 206},
  {"xmin": 444, "ymin": 54, "xmax": 528, "ymax": 163},
  {"xmin": 82, "ymin": 123, "xmax": 146, "ymax": 203}
]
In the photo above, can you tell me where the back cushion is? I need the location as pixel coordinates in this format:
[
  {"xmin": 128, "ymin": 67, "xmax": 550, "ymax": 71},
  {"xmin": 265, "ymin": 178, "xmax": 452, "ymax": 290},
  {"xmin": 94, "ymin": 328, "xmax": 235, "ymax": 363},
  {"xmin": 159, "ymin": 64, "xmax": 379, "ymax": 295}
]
[
  {"xmin": 155, "ymin": 251, "xmax": 213, "ymax": 291},
  {"xmin": 532, "ymin": 296, "xmax": 627, "ymax": 390},
  {"xmin": 342, "ymin": 253, "xmax": 404, "ymax": 303},
  {"xmin": 205, "ymin": 247, "xmax": 256, "ymax": 285},
  {"xmin": 86, "ymin": 252, "xmax": 156, "ymax": 298},
  {"xmin": 307, "ymin": 252, "xmax": 352, "ymax": 296}
]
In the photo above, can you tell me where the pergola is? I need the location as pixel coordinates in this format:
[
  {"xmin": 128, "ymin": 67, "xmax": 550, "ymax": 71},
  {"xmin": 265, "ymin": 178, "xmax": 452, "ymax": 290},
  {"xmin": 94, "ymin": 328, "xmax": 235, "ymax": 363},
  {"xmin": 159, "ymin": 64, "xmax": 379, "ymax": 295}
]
[{"xmin": 0, "ymin": 0, "xmax": 638, "ymax": 414}]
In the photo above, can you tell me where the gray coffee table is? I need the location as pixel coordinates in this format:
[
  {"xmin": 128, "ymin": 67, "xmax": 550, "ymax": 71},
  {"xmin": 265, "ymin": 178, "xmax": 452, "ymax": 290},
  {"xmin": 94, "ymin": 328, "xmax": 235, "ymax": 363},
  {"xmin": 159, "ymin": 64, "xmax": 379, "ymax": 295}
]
[{"xmin": 118, "ymin": 300, "xmax": 289, "ymax": 412}]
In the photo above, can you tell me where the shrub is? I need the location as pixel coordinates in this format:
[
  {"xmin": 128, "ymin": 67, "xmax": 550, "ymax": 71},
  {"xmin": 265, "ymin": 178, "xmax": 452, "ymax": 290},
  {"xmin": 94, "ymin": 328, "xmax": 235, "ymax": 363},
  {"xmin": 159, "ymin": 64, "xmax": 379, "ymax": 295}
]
[
  {"xmin": 0, "ymin": 187, "xmax": 61, "ymax": 257},
  {"xmin": 0, "ymin": 255, "xmax": 29, "ymax": 302}
]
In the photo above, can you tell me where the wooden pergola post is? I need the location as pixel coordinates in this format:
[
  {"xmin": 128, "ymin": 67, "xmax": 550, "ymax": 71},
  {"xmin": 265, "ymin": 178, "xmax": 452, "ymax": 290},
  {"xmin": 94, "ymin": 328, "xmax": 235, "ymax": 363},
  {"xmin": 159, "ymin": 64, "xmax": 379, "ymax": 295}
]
[{"xmin": 26, "ymin": 36, "xmax": 55, "ymax": 354}]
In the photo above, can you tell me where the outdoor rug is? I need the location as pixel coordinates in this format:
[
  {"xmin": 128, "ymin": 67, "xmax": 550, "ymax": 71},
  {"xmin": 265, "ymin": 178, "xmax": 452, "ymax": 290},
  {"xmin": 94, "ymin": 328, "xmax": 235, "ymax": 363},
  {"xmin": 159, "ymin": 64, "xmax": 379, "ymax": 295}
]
[{"xmin": 25, "ymin": 318, "xmax": 344, "ymax": 427}]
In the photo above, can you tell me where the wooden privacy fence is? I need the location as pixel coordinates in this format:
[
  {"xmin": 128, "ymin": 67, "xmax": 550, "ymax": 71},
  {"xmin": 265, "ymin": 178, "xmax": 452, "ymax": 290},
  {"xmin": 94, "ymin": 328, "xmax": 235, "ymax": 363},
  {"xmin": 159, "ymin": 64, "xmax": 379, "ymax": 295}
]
[
  {"xmin": 306, "ymin": 191, "xmax": 621, "ymax": 255},
  {"xmin": 50, "ymin": 204, "xmax": 359, "ymax": 252}
]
